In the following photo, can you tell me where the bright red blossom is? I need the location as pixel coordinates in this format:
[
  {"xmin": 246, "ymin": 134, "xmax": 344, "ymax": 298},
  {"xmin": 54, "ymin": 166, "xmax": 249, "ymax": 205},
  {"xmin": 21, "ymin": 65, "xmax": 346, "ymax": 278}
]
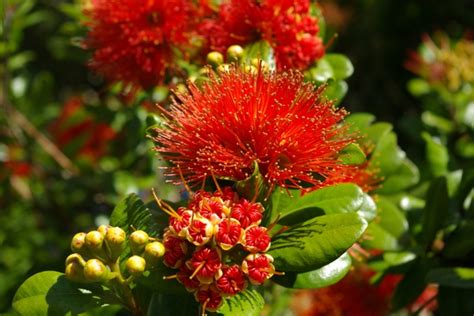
[
  {"xmin": 195, "ymin": 286, "xmax": 223, "ymax": 312},
  {"xmin": 242, "ymin": 226, "xmax": 271, "ymax": 253},
  {"xmin": 215, "ymin": 218, "xmax": 243, "ymax": 250},
  {"xmin": 84, "ymin": 0, "xmax": 196, "ymax": 89},
  {"xmin": 199, "ymin": 0, "xmax": 324, "ymax": 70},
  {"xmin": 241, "ymin": 253, "xmax": 275, "ymax": 285},
  {"xmin": 230, "ymin": 199, "xmax": 264, "ymax": 228},
  {"xmin": 187, "ymin": 247, "xmax": 222, "ymax": 283},
  {"xmin": 154, "ymin": 68, "xmax": 355, "ymax": 192},
  {"xmin": 216, "ymin": 265, "xmax": 247, "ymax": 296}
]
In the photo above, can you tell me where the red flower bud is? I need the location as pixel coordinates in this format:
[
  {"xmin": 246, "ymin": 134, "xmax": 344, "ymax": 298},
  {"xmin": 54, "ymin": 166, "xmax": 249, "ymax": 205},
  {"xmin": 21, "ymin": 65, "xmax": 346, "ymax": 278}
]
[
  {"xmin": 242, "ymin": 226, "xmax": 271, "ymax": 253},
  {"xmin": 230, "ymin": 199, "xmax": 264, "ymax": 228},
  {"xmin": 215, "ymin": 265, "xmax": 247, "ymax": 296},
  {"xmin": 163, "ymin": 231, "xmax": 188, "ymax": 268},
  {"xmin": 195, "ymin": 286, "xmax": 223, "ymax": 312},
  {"xmin": 177, "ymin": 265, "xmax": 201, "ymax": 292},
  {"xmin": 169, "ymin": 207, "xmax": 193, "ymax": 237},
  {"xmin": 241, "ymin": 254, "xmax": 275, "ymax": 285},
  {"xmin": 187, "ymin": 247, "xmax": 222, "ymax": 284},
  {"xmin": 215, "ymin": 218, "xmax": 243, "ymax": 251}
]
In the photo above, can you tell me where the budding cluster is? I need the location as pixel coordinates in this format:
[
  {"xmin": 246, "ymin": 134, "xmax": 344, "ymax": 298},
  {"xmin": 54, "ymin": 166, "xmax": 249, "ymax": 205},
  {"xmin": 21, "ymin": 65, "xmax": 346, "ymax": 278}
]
[
  {"xmin": 204, "ymin": 44, "xmax": 269, "ymax": 75},
  {"xmin": 65, "ymin": 225, "xmax": 164, "ymax": 283},
  {"xmin": 160, "ymin": 187, "xmax": 276, "ymax": 313}
]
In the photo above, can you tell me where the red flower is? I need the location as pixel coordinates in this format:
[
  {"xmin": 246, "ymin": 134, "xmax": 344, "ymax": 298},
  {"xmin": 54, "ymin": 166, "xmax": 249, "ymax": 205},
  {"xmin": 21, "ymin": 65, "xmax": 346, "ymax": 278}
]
[
  {"xmin": 185, "ymin": 217, "xmax": 215, "ymax": 246},
  {"xmin": 230, "ymin": 199, "xmax": 264, "ymax": 228},
  {"xmin": 163, "ymin": 231, "xmax": 188, "ymax": 268},
  {"xmin": 242, "ymin": 226, "xmax": 271, "ymax": 253},
  {"xmin": 187, "ymin": 247, "xmax": 222, "ymax": 284},
  {"xmin": 241, "ymin": 253, "xmax": 275, "ymax": 285},
  {"xmin": 154, "ymin": 67, "xmax": 355, "ymax": 193},
  {"xmin": 177, "ymin": 265, "xmax": 201, "ymax": 292},
  {"xmin": 215, "ymin": 218, "xmax": 243, "ymax": 250},
  {"xmin": 199, "ymin": 0, "xmax": 324, "ymax": 70},
  {"xmin": 195, "ymin": 286, "xmax": 224, "ymax": 312},
  {"xmin": 169, "ymin": 207, "xmax": 193, "ymax": 237},
  {"xmin": 84, "ymin": 0, "xmax": 196, "ymax": 89},
  {"xmin": 216, "ymin": 265, "xmax": 247, "ymax": 296}
]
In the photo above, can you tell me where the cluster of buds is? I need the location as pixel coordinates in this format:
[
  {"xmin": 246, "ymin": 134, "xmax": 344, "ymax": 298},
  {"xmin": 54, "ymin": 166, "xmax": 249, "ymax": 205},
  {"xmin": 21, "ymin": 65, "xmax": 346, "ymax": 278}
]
[
  {"xmin": 205, "ymin": 44, "xmax": 269, "ymax": 74},
  {"xmin": 65, "ymin": 225, "xmax": 165, "ymax": 283},
  {"xmin": 156, "ymin": 187, "xmax": 278, "ymax": 313}
]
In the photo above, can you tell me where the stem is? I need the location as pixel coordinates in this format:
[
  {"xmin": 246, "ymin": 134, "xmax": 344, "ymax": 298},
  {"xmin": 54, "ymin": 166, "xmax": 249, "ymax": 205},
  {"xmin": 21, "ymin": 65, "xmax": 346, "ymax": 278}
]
[{"xmin": 110, "ymin": 260, "xmax": 142, "ymax": 316}]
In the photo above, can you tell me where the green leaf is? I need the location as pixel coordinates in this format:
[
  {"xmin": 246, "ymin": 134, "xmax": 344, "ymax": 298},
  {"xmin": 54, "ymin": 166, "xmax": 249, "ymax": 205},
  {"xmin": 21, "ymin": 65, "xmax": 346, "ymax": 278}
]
[
  {"xmin": 421, "ymin": 111, "xmax": 455, "ymax": 134},
  {"xmin": 345, "ymin": 113, "xmax": 376, "ymax": 131},
  {"xmin": 339, "ymin": 143, "xmax": 366, "ymax": 165},
  {"xmin": 324, "ymin": 54, "xmax": 354, "ymax": 80},
  {"xmin": 12, "ymin": 271, "xmax": 106, "ymax": 315},
  {"xmin": 422, "ymin": 132, "xmax": 449, "ymax": 177},
  {"xmin": 369, "ymin": 133, "xmax": 406, "ymax": 177},
  {"xmin": 242, "ymin": 41, "xmax": 275, "ymax": 70},
  {"xmin": 361, "ymin": 222, "xmax": 399, "ymax": 251},
  {"xmin": 391, "ymin": 259, "xmax": 430, "ymax": 311},
  {"xmin": 217, "ymin": 288, "xmax": 264, "ymax": 316},
  {"xmin": 268, "ymin": 213, "xmax": 367, "ymax": 272},
  {"xmin": 308, "ymin": 58, "xmax": 333, "ymax": 82},
  {"xmin": 376, "ymin": 197, "xmax": 408, "ymax": 238},
  {"xmin": 324, "ymin": 80, "xmax": 348, "ymax": 105},
  {"xmin": 427, "ymin": 267, "xmax": 474, "ymax": 288},
  {"xmin": 420, "ymin": 177, "xmax": 449, "ymax": 249},
  {"xmin": 443, "ymin": 220, "xmax": 474, "ymax": 259},
  {"xmin": 270, "ymin": 183, "xmax": 376, "ymax": 225},
  {"xmin": 110, "ymin": 194, "xmax": 161, "ymax": 236},
  {"xmin": 235, "ymin": 162, "xmax": 267, "ymax": 202},
  {"xmin": 363, "ymin": 122, "xmax": 393, "ymax": 146},
  {"xmin": 272, "ymin": 252, "xmax": 351, "ymax": 289},
  {"xmin": 407, "ymin": 78, "xmax": 431, "ymax": 96},
  {"xmin": 138, "ymin": 262, "xmax": 187, "ymax": 295},
  {"xmin": 375, "ymin": 159, "xmax": 419, "ymax": 194}
]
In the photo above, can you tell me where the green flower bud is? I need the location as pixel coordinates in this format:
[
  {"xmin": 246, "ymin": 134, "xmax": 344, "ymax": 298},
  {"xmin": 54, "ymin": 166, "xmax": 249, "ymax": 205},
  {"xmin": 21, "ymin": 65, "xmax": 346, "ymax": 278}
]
[
  {"xmin": 83, "ymin": 259, "xmax": 108, "ymax": 281},
  {"xmin": 65, "ymin": 261, "xmax": 86, "ymax": 283},
  {"xmin": 227, "ymin": 45, "xmax": 244, "ymax": 62},
  {"xmin": 144, "ymin": 241, "xmax": 165, "ymax": 268},
  {"xmin": 71, "ymin": 232, "xmax": 88, "ymax": 255},
  {"xmin": 207, "ymin": 51, "xmax": 224, "ymax": 68},
  {"xmin": 105, "ymin": 226, "xmax": 126, "ymax": 261},
  {"xmin": 65, "ymin": 253, "xmax": 86, "ymax": 267},
  {"xmin": 85, "ymin": 230, "xmax": 104, "ymax": 251},
  {"xmin": 126, "ymin": 255, "xmax": 146, "ymax": 276},
  {"xmin": 129, "ymin": 230, "xmax": 149, "ymax": 255}
]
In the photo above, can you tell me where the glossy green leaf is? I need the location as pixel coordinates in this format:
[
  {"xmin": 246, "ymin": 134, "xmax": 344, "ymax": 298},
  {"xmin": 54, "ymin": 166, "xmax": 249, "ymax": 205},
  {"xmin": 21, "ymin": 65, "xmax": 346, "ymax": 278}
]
[
  {"xmin": 376, "ymin": 197, "xmax": 408, "ymax": 238},
  {"xmin": 361, "ymin": 222, "xmax": 399, "ymax": 251},
  {"xmin": 268, "ymin": 213, "xmax": 367, "ymax": 272},
  {"xmin": 422, "ymin": 111, "xmax": 455, "ymax": 134},
  {"xmin": 272, "ymin": 252, "xmax": 351, "ymax": 289},
  {"xmin": 407, "ymin": 78, "xmax": 431, "ymax": 96},
  {"xmin": 345, "ymin": 113, "xmax": 376, "ymax": 131},
  {"xmin": 236, "ymin": 162, "xmax": 267, "ymax": 202},
  {"xmin": 242, "ymin": 40, "xmax": 275, "ymax": 70},
  {"xmin": 217, "ymin": 288, "xmax": 264, "ymax": 316},
  {"xmin": 12, "ymin": 271, "xmax": 106, "ymax": 315},
  {"xmin": 339, "ymin": 143, "xmax": 366, "ymax": 165},
  {"xmin": 422, "ymin": 132, "xmax": 449, "ymax": 177},
  {"xmin": 325, "ymin": 54, "xmax": 354, "ymax": 80},
  {"xmin": 420, "ymin": 177, "xmax": 449, "ymax": 249},
  {"xmin": 455, "ymin": 136, "xmax": 474, "ymax": 158},
  {"xmin": 308, "ymin": 58, "xmax": 333, "ymax": 82},
  {"xmin": 364, "ymin": 122, "xmax": 393, "ymax": 146},
  {"xmin": 110, "ymin": 194, "xmax": 161, "ymax": 235},
  {"xmin": 427, "ymin": 267, "xmax": 474, "ymax": 288},
  {"xmin": 270, "ymin": 183, "xmax": 376, "ymax": 225},
  {"xmin": 375, "ymin": 159, "xmax": 419, "ymax": 194},
  {"xmin": 369, "ymin": 133, "xmax": 406, "ymax": 177},
  {"xmin": 324, "ymin": 80, "xmax": 348, "ymax": 105},
  {"xmin": 391, "ymin": 259, "xmax": 430, "ymax": 311}
]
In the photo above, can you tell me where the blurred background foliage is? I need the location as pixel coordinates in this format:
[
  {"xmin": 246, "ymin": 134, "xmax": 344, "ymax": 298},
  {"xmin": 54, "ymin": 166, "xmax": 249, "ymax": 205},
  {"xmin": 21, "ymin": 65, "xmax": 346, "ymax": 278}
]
[{"xmin": 1, "ymin": 0, "xmax": 474, "ymax": 313}]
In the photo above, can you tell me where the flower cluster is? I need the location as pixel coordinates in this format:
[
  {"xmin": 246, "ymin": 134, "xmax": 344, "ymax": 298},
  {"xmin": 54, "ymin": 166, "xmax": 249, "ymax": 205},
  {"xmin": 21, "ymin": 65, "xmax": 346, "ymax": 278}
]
[
  {"xmin": 160, "ymin": 187, "xmax": 276, "ymax": 312},
  {"xmin": 83, "ymin": 0, "xmax": 197, "ymax": 90},
  {"xmin": 199, "ymin": 0, "xmax": 325, "ymax": 70},
  {"xmin": 154, "ymin": 66, "xmax": 355, "ymax": 193}
]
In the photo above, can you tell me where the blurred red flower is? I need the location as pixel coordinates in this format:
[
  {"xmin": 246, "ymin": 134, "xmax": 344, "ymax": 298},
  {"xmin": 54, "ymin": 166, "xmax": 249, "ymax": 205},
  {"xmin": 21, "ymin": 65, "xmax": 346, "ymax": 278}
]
[
  {"xmin": 84, "ymin": 0, "xmax": 196, "ymax": 90},
  {"xmin": 154, "ymin": 67, "xmax": 355, "ymax": 192},
  {"xmin": 199, "ymin": 0, "xmax": 325, "ymax": 70}
]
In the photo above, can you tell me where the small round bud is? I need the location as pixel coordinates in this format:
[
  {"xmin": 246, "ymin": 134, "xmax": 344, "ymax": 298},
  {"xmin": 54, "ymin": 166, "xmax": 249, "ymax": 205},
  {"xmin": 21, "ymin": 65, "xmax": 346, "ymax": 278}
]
[
  {"xmin": 207, "ymin": 51, "xmax": 224, "ymax": 68},
  {"xmin": 129, "ymin": 230, "xmax": 149, "ymax": 255},
  {"xmin": 65, "ymin": 262, "xmax": 85, "ymax": 283},
  {"xmin": 105, "ymin": 227, "xmax": 126, "ymax": 261},
  {"xmin": 217, "ymin": 64, "xmax": 231, "ymax": 73},
  {"xmin": 71, "ymin": 232, "xmax": 87, "ymax": 253},
  {"xmin": 144, "ymin": 241, "xmax": 165, "ymax": 268},
  {"xmin": 83, "ymin": 259, "xmax": 108, "ymax": 281},
  {"xmin": 126, "ymin": 256, "xmax": 146, "ymax": 276},
  {"xmin": 97, "ymin": 225, "xmax": 109, "ymax": 236},
  {"xmin": 66, "ymin": 253, "xmax": 86, "ymax": 267},
  {"xmin": 227, "ymin": 45, "xmax": 244, "ymax": 62},
  {"xmin": 243, "ymin": 64, "xmax": 258, "ymax": 74},
  {"xmin": 85, "ymin": 231, "xmax": 104, "ymax": 250}
]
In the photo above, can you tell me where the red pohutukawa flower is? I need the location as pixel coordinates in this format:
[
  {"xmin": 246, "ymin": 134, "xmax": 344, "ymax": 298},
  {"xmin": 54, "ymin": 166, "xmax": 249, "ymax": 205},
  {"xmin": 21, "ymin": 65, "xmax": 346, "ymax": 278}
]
[
  {"xmin": 83, "ymin": 0, "xmax": 196, "ymax": 89},
  {"xmin": 158, "ymin": 187, "xmax": 278, "ymax": 313},
  {"xmin": 199, "ymin": 0, "xmax": 325, "ymax": 70},
  {"xmin": 154, "ymin": 67, "xmax": 355, "ymax": 193}
]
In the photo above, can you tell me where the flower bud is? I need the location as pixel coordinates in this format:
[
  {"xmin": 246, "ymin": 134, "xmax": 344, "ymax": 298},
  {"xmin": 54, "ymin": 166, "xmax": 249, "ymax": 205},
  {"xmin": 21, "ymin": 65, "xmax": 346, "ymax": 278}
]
[
  {"xmin": 217, "ymin": 64, "xmax": 231, "ymax": 73},
  {"xmin": 129, "ymin": 230, "xmax": 149, "ymax": 255},
  {"xmin": 71, "ymin": 232, "xmax": 87, "ymax": 254},
  {"xmin": 105, "ymin": 226, "xmax": 126, "ymax": 261},
  {"xmin": 97, "ymin": 225, "xmax": 109, "ymax": 236},
  {"xmin": 126, "ymin": 255, "xmax": 146, "ymax": 276},
  {"xmin": 65, "ymin": 253, "xmax": 86, "ymax": 267},
  {"xmin": 143, "ymin": 241, "xmax": 165, "ymax": 268},
  {"xmin": 85, "ymin": 230, "xmax": 104, "ymax": 251},
  {"xmin": 227, "ymin": 45, "xmax": 244, "ymax": 62},
  {"xmin": 83, "ymin": 259, "xmax": 108, "ymax": 282},
  {"xmin": 207, "ymin": 51, "xmax": 224, "ymax": 68},
  {"xmin": 65, "ymin": 261, "xmax": 86, "ymax": 283}
]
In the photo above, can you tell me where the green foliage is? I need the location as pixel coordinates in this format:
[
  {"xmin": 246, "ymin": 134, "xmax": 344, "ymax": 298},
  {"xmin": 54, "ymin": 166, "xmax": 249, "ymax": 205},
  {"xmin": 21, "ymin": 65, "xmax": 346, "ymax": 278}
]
[
  {"xmin": 268, "ymin": 213, "xmax": 367, "ymax": 272},
  {"xmin": 217, "ymin": 289, "xmax": 265, "ymax": 316}
]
